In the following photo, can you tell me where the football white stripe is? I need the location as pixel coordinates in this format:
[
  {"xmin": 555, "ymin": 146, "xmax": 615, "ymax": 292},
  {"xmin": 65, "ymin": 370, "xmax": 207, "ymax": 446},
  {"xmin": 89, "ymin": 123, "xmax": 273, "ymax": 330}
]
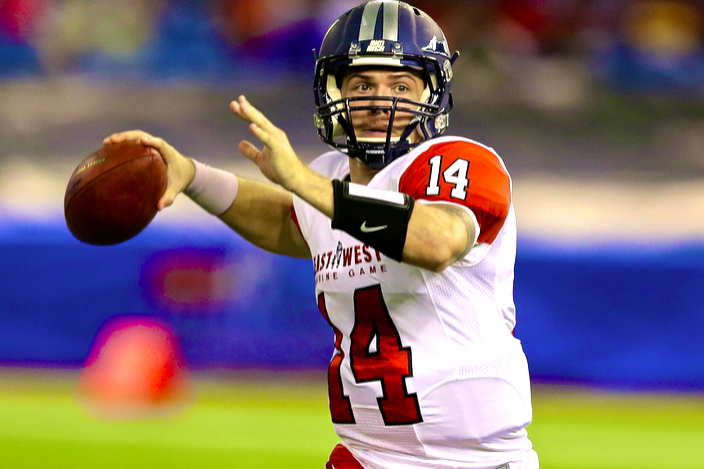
[
  {"xmin": 359, "ymin": 1, "xmax": 381, "ymax": 41},
  {"xmin": 382, "ymin": 1, "xmax": 399, "ymax": 41}
]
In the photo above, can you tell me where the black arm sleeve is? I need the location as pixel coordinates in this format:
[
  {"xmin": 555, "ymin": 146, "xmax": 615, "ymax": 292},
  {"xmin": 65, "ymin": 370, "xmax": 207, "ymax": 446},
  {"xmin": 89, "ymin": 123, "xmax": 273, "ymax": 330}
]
[{"xmin": 331, "ymin": 179, "xmax": 415, "ymax": 262}]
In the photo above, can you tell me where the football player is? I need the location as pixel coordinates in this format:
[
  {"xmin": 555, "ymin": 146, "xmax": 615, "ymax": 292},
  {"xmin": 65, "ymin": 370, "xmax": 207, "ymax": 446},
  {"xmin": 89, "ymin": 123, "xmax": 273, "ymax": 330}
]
[{"xmin": 105, "ymin": 1, "xmax": 538, "ymax": 468}]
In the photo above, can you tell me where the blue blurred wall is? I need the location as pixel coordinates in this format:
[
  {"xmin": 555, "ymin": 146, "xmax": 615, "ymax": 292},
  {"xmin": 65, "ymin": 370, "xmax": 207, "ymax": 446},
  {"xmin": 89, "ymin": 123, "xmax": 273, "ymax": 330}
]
[{"xmin": 1, "ymin": 216, "xmax": 703, "ymax": 391}]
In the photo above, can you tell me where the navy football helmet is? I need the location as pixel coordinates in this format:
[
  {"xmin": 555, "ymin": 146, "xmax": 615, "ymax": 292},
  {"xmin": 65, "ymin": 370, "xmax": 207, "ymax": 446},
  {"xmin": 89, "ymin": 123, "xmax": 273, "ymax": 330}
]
[{"xmin": 313, "ymin": 1, "xmax": 459, "ymax": 167}]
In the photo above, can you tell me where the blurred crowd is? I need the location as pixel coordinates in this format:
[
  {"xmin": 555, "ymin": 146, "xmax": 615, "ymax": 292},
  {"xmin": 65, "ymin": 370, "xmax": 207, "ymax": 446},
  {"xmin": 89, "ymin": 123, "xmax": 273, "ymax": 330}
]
[{"xmin": 1, "ymin": 0, "xmax": 704, "ymax": 95}]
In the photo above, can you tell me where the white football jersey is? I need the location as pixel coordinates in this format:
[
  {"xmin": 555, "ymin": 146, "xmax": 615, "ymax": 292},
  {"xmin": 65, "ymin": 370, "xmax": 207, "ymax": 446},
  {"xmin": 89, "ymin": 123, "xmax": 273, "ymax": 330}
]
[{"xmin": 292, "ymin": 136, "xmax": 536, "ymax": 469}]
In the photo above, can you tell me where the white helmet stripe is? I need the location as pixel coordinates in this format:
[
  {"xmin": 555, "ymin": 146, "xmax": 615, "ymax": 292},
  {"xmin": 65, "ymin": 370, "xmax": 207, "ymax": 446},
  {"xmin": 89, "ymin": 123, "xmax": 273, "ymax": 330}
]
[
  {"xmin": 359, "ymin": 1, "xmax": 382, "ymax": 41},
  {"xmin": 382, "ymin": 2, "xmax": 399, "ymax": 41}
]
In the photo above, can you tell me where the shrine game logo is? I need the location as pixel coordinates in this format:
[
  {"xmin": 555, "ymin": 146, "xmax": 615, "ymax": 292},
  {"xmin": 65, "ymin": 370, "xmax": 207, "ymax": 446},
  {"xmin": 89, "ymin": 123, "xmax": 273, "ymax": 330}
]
[{"xmin": 314, "ymin": 241, "xmax": 388, "ymax": 285}]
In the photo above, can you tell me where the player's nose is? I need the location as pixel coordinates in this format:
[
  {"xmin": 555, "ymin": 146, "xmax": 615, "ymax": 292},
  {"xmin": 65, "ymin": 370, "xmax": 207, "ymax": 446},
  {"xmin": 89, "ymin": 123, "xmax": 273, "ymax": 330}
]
[{"xmin": 368, "ymin": 88, "xmax": 392, "ymax": 114}]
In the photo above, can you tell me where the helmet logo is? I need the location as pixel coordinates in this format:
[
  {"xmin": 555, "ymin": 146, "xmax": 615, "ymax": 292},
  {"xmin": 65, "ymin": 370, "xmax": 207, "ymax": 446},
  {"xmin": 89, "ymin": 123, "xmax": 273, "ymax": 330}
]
[
  {"xmin": 422, "ymin": 36, "xmax": 449, "ymax": 56},
  {"xmin": 366, "ymin": 40, "xmax": 386, "ymax": 53}
]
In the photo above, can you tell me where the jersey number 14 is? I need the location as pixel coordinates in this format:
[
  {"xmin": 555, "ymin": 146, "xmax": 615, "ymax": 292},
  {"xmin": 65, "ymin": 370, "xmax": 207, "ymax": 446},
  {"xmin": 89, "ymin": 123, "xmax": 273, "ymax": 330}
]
[
  {"xmin": 318, "ymin": 285, "xmax": 423, "ymax": 426},
  {"xmin": 426, "ymin": 154, "xmax": 470, "ymax": 201}
]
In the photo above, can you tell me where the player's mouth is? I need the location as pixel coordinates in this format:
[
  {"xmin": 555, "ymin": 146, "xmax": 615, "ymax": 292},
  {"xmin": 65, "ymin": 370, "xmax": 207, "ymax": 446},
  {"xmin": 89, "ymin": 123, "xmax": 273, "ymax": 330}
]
[
  {"xmin": 353, "ymin": 114, "xmax": 414, "ymax": 139},
  {"xmin": 359, "ymin": 128, "xmax": 391, "ymax": 138},
  {"xmin": 357, "ymin": 122, "xmax": 394, "ymax": 138}
]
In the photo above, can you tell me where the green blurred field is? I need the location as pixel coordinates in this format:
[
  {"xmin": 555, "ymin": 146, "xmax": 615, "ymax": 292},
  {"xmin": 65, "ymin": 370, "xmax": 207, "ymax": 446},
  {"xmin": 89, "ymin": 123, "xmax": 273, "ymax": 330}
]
[{"xmin": 1, "ymin": 368, "xmax": 703, "ymax": 469}]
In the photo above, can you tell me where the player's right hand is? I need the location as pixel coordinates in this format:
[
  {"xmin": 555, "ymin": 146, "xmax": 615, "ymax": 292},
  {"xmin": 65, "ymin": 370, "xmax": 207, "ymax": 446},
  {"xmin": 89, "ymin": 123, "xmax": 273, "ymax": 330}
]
[
  {"xmin": 230, "ymin": 96, "xmax": 307, "ymax": 193},
  {"xmin": 103, "ymin": 130, "xmax": 196, "ymax": 210}
]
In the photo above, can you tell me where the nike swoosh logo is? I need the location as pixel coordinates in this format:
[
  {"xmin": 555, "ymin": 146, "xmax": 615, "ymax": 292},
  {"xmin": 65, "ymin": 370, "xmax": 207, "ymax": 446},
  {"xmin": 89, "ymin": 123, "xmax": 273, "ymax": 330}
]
[{"xmin": 360, "ymin": 221, "xmax": 388, "ymax": 233}]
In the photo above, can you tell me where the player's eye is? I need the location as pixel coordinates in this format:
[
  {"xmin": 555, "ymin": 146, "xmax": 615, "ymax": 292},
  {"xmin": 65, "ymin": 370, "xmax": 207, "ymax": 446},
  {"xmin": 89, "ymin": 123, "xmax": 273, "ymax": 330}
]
[
  {"xmin": 395, "ymin": 84, "xmax": 409, "ymax": 93},
  {"xmin": 356, "ymin": 83, "xmax": 371, "ymax": 92}
]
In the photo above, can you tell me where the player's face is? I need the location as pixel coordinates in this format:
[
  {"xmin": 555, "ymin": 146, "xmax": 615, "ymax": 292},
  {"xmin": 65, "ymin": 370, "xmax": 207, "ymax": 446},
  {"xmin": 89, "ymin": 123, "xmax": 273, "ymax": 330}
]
[{"xmin": 341, "ymin": 68, "xmax": 426, "ymax": 143}]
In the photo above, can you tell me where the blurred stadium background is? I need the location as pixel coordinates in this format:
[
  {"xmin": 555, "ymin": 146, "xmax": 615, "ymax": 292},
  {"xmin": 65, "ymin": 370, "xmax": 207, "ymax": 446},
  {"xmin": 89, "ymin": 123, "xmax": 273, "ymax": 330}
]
[{"xmin": 1, "ymin": 0, "xmax": 703, "ymax": 468}]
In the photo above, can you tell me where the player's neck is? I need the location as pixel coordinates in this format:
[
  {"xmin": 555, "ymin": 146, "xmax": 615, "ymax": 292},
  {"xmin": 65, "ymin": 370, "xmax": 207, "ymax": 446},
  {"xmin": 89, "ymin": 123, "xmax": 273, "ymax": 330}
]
[{"xmin": 348, "ymin": 157, "xmax": 381, "ymax": 186}]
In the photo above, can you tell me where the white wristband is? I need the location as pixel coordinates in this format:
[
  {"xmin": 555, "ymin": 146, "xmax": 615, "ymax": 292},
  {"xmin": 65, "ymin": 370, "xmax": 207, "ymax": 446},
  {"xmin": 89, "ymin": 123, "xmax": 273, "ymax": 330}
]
[{"xmin": 184, "ymin": 159, "xmax": 239, "ymax": 215}]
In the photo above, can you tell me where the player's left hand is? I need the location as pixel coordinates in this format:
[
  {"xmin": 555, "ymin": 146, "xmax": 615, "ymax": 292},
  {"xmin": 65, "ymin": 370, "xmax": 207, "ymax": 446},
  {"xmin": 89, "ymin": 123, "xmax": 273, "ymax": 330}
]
[{"xmin": 231, "ymin": 95, "xmax": 306, "ymax": 192}]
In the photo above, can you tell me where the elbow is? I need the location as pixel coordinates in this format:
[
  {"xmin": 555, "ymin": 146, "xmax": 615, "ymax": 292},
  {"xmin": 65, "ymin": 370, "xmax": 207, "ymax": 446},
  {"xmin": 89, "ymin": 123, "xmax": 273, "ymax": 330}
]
[
  {"xmin": 417, "ymin": 242, "xmax": 462, "ymax": 273},
  {"xmin": 430, "ymin": 252, "xmax": 458, "ymax": 272},
  {"xmin": 426, "ymin": 259, "xmax": 452, "ymax": 273},
  {"xmin": 405, "ymin": 217, "xmax": 470, "ymax": 272},
  {"xmin": 423, "ymin": 227, "xmax": 469, "ymax": 272}
]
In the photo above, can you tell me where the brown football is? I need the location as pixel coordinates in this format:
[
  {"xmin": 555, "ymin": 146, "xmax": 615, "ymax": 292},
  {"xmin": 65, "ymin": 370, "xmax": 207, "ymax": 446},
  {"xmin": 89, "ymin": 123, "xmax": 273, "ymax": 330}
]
[{"xmin": 64, "ymin": 141, "xmax": 167, "ymax": 245}]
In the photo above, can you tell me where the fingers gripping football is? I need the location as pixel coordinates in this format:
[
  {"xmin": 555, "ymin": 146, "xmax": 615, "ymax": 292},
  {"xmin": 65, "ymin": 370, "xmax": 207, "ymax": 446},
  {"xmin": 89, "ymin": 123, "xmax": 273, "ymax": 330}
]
[
  {"xmin": 103, "ymin": 130, "xmax": 195, "ymax": 210},
  {"xmin": 230, "ymin": 96, "xmax": 305, "ymax": 192}
]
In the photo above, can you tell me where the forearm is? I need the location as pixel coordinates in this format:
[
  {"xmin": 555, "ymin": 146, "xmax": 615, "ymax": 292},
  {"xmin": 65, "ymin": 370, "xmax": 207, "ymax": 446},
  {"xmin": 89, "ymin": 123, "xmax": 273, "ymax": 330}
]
[{"xmin": 218, "ymin": 177, "xmax": 309, "ymax": 258}]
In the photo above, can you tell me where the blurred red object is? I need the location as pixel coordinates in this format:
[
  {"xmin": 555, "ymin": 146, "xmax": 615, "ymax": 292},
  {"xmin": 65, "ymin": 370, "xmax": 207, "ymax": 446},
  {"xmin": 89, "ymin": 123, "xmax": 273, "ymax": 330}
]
[
  {"xmin": 494, "ymin": 0, "xmax": 590, "ymax": 55},
  {"xmin": 78, "ymin": 317, "xmax": 191, "ymax": 417},
  {"xmin": 0, "ymin": 0, "xmax": 47, "ymax": 40},
  {"xmin": 141, "ymin": 250, "xmax": 239, "ymax": 313}
]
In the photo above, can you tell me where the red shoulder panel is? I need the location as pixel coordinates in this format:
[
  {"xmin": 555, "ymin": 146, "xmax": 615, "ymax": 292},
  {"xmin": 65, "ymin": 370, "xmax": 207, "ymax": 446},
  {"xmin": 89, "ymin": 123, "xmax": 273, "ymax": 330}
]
[{"xmin": 399, "ymin": 140, "xmax": 511, "ymax": 244}]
